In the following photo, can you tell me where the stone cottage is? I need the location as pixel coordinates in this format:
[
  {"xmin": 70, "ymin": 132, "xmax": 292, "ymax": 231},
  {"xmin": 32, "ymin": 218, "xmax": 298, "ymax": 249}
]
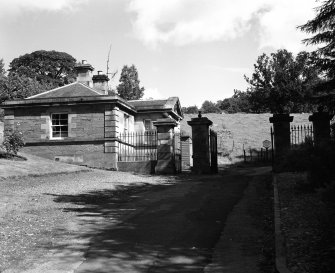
[{"xmin": 2, "ymin": 61, "xmax": 183, "ymax": 172}]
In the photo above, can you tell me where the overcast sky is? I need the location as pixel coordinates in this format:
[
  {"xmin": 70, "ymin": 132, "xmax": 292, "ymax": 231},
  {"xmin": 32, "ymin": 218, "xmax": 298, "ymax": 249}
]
[{"xmin": 0, "ymin": 0, "xmax": 318, "ymax": 107}]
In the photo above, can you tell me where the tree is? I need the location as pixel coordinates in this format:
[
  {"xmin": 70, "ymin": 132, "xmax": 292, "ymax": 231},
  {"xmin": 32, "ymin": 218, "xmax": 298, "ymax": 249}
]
[
  {"xmin": 201, "ymin": 100, "xmax": 221, "ymax": 113},
  {"xmin": 116, "ymin": 65, "xmax": 144, "ymax": 100},
  {"xmin": 244, "ymin": 49, "xmax": 321, "ymax": 113},
  {"xmin": 0, "ymin": 73, "xmax": 49, "ymax": 104},
  {"xmin": 217, "ymin": 90, "xmax": 252, "ymax": 113},
  {"xmin": 182, "ymin": 105, "xmax": 199, "ymax": 114},
  {"xmin": 299, "ymin": 0, "xmax": 335, "ymax": 109},
  {"xmin": 9, "ymin": 50, "xmax": 76, "ymax": 88},
  {"xmin": 0, "ymin": 58, "xmax": 5, "ymax": 76},
  {"xmin": 299, "ymin": 0, "xmax": 335, "ymax": 79}
]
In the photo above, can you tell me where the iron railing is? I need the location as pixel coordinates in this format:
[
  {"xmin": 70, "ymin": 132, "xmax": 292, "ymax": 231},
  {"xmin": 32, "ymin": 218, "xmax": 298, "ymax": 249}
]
[
  {"xmin": 290, "ymin": 124, "xmax": 313, "ymax": 147},
  {"xmin": 118, "ymin": 131, "xmax": 157, "ymax": 161},
  {"xmin": 210, "ymin": 129, "xmax": 218, "ymax": 173}
]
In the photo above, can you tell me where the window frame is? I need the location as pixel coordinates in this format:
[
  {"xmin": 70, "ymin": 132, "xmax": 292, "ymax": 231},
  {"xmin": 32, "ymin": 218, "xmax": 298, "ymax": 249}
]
[
  {"xmin": 144, "ymin": 119, "xmax": 152, "ymax": 131},
  {"xmin": 124, "ymin": 114, "xmax": 130, "ymax": 133},
  {"xmin": 50, "ymin": 113, "xmax": 69, "ymax": 140}
]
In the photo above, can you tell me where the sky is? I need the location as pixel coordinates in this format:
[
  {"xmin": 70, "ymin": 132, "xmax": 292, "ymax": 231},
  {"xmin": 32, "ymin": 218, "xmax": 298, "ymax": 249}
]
[{"xmin": 0, "ymin": 0, "xmax": 319, "ymax": 107}]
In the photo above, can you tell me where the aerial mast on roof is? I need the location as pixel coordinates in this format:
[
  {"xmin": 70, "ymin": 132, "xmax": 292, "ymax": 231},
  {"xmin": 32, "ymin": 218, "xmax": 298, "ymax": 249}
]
[
  {"xmin": 106, "ymin": 43, "xmax": 118, "ymax": 93},
  {"xmin": 106, "ymin": 44, "xmax": 118, "ymax": 80}
]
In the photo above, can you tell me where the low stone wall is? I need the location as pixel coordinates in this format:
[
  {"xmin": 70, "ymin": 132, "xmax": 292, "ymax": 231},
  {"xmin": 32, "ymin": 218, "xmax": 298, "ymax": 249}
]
[
  {"xmin": 22, "ymin": 142, "xmax": 117, "ymax": 169},
  {"xmin": 117, "ymin": 161, "xmax": 157, "ymax": 174}
]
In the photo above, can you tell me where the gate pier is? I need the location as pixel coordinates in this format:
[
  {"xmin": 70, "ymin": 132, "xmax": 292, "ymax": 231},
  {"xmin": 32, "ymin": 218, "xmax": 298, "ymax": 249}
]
[
  {"xmin": 309, "ymin": 109, "xmax": 333, "ymax": 146},
  {"xmin": 270, "ymin": 113, "xmax": 293, "ymax": 159},
  {"xmin": 187, "ymin": 112, "xmax": 215, "ymax": 174}
]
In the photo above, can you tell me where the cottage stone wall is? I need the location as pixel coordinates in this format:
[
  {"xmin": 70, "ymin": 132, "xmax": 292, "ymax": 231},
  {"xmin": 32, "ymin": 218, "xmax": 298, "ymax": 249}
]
[
  {"xmin": 134, "ymin": 113, "xmax": 166, "ymax": 131},
  {"xmin": 5, "ymin": 104, "xmax": 114, "ymax": 168},
  {"xmin": 118, "ymin": 109, "xmax": 135, "ymax": 133},
  {"xmin": 12, "ymin": 105, "xmax": 105, "ymax": 142},
  {"xmin": 22, "ymin": 143, "xmax": 109, "ymax": 168}
]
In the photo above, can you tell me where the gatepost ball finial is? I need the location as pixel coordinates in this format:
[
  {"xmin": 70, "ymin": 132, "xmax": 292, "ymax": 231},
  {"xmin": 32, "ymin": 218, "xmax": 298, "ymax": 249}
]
[{"xmin": 198, "ymin": 111, "xmax": 202, "ymax": 118}]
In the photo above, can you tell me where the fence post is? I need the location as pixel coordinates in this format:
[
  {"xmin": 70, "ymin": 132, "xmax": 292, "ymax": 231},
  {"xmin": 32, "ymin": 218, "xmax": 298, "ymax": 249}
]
[
  {"xmin": 153, "ymin": 118, "xmax": 178, "ymax": 174},
  {"xmin": 309, "ymin": 109, "xmax": 333, "ymax": 146},
  {"xmin": 269, "ymin": 113, "xmax": 293, "ymax": 161}
]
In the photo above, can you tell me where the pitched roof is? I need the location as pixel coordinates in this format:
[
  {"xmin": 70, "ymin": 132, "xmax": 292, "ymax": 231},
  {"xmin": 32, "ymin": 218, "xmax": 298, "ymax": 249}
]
[
  {"xmin": 26, "ymin": 82, "xmax": 102, "ymax": 99},
  {"xmin": 128, "ymin": 97, "xmax": 178, "ymax": 110},
  {"xmin": 128, "ymin": 97, "xmax": 183, "ymax": 118}
]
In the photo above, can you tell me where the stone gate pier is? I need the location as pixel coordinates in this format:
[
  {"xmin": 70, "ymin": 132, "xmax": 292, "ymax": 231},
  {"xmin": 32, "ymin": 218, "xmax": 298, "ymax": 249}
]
[{"xmin": 187, "ymin": 112, "xmax": 215, "ymax": 174}]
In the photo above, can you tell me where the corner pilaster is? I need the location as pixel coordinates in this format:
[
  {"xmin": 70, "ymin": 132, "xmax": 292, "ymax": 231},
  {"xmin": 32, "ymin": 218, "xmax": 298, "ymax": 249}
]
[{"xmin": 104, "ymin": 105, "xmax": 120, "ymax": 170}]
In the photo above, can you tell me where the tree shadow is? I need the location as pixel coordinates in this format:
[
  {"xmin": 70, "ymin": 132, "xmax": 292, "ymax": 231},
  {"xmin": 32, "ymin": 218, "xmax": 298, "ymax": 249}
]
[{"xmin": 43, "ymin": 167, "xmax": 249, "ymax": 272}]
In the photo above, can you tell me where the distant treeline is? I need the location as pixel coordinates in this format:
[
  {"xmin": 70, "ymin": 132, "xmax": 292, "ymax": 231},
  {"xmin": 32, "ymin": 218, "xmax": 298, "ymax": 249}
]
[
  {"xmin": 183, "ymin": 89, "xmax": 316, "ymax": 114},
  {"xmin": 183, "ymin": 47, "xmax": 335, "ymax": 114}
]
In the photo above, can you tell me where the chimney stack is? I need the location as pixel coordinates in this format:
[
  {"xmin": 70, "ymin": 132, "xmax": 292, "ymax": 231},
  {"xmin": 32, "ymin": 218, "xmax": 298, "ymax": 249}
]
[
  {"xmin": 74, "ymin": 60, "xmax": 94, "ymax": 87},
  {"xmin": 92, "ymin": 71, "xmax": 110, "ymax": 95}
]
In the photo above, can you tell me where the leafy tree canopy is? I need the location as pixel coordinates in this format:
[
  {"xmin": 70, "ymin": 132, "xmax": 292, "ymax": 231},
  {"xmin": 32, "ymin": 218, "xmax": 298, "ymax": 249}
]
[
  {"xmin": 182, "ymin": 105, "xmax": 199, "ymax": 114},
  {"xmin": 0, "ymin": 58, "xmax": 5, "ymax": 76},
  {"xmin": 217, "ymin": 89, "xmax": 251, "ymax": 113},
  {"xmin": 116, "ymin": 65, "xmax": 145, "ymax": 100},
  {"xmin": 201, "ymin": 100, "xmax": 221, "ymax": 113},
  {"xmin": 299, "ymin": 0, "xmax": 335, "ymax": 78},
  {"xmin": 9, "ymin": 50, "xmax": 76, "ymax": 88},
  {"xmin": 299, "ymin": 0, "xmax": 335, "ymax": 109},
  {"xmin": 244, "ymin": 49, "xmax": 321, "ymax": 113},
  {"xmin": 0, "ymin": 73, "xmax": 49, "ymax": 104}
]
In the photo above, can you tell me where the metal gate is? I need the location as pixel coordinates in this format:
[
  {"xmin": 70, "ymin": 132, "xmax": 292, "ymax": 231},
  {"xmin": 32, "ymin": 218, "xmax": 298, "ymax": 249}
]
[
  {"xmin": 209, "ymin": 129, "xmax": 218, "ymax": 173},
  {"xmin": 173, "ymin": 132, "xmax": 182, "ymax": 173}
]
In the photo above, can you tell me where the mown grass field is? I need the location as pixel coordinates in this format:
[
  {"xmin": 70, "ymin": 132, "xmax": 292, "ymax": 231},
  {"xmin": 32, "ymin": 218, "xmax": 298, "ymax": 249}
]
[{"xmin": 181, "ymin": 113, "xmax": 311, "ymax": 163}]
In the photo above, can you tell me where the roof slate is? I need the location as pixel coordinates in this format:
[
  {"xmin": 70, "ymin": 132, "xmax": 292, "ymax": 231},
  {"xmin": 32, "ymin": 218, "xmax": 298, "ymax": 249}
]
[
  {"xmin": 27, "ymin": 82, "xmax": 101, "ymax": 99},
  {"xmin": 128, "ymin": 97, "xmax": 179, "ymax": 110}
]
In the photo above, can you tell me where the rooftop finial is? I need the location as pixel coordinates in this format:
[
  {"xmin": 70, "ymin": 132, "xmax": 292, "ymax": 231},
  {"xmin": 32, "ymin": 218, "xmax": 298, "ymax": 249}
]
[
  {"xmin": 82, "ymin": 60, "xmax": 87, "ymax": 64},
  {"xmin": 98, "ymin": 70, "xmax": 103, "ymax": 75},
  {"xmin": 198, "ymin": 111, "xmax": 202, "ymax": 118}
]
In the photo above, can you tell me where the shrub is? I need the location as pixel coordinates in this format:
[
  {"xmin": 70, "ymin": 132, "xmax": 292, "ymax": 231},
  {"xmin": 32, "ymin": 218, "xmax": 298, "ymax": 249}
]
[
  {"xmin": 277, "ymin": 140, "xmax": 314, "ymax": 172},
  {"xmin": 278, "ymin": 141, "xmax": 335, "ymax": 188},
  {"xmin": 318, "ymin": 180, "xmax": 335, "ymax": 206},
  {"xmin": 2, "ymin": 130, "xmax": 25, "ymax": 155}
]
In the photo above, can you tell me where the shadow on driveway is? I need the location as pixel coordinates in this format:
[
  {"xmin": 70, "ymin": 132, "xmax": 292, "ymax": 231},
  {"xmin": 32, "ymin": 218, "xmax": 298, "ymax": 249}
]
[{"xmin": 44, "ymin": 170, "xmax": 250, "ymax": 273}]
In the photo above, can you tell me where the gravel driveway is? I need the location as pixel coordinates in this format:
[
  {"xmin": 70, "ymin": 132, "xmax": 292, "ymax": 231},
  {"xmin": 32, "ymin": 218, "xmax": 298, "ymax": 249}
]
[
  {"xmin": 1, "ymin": 166, "xmax": 274, "ymax": 273},
  {"xmin": 0, "ymin": 169, "xmax": 170, "ymax": 272}
]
